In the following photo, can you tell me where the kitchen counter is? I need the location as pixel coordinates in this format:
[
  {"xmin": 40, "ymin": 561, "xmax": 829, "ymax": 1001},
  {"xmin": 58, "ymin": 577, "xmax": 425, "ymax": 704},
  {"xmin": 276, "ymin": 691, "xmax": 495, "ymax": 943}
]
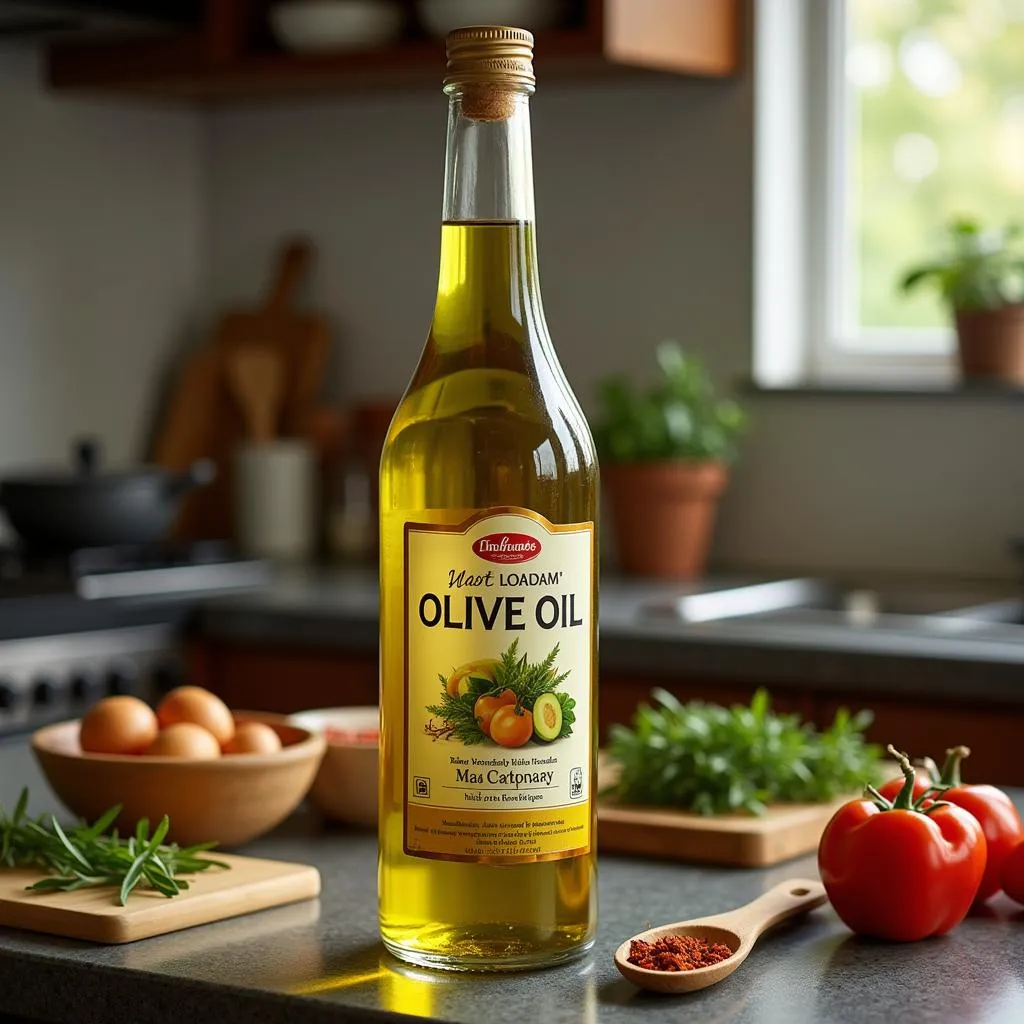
[
  {"xmin": 196, "ymin": 567, "xmax": 1024, "ymax": 704},
  {"xmin": 2, "ymin": 738, "xmax": 1024, "ymax": 1024}
]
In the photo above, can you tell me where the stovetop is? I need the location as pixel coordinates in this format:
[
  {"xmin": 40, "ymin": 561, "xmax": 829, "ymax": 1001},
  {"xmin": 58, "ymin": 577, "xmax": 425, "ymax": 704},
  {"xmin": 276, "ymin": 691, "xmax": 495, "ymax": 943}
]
[
  {"xmin": 0, "ymin": 541, "xmax": 270, "ymax": 602},
  {"xmin": 0, "ymin": 541, "xmax": 274, "ymax": 734}
]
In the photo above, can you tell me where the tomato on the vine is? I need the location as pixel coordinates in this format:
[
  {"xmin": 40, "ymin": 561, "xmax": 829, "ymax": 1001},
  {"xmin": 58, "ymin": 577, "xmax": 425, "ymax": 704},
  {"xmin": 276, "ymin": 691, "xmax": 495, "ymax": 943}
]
[{"xmin": 818, "ymin": 746, "xmax": 986, "ymax": 942}]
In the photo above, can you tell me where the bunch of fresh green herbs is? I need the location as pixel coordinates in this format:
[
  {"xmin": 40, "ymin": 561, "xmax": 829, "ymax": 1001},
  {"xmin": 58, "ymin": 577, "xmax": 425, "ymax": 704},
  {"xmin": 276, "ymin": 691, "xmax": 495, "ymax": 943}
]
[
  {"xmin": 604, "ymin": 689, "xmax": 880, "ymax": 816},
  {"xmin": 900, "ymin": 217, "xmax": 1024, "ymax": 311},
  {"xmin": 0, "ymin": 789, "xmax": 227, "ymax": 905},
  {"xmin": 592, "ymin": 341, "xmax": 747, "ymax": 464},
  {"xmin": 426, "ymin": 638, "xmax": 574, "ymax": 743}
]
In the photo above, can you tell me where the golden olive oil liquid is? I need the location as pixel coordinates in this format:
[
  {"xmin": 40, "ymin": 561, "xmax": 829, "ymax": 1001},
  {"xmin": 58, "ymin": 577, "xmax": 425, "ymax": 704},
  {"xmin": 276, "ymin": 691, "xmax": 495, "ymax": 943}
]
[{"xmin": 379, "ymin": 221, "xmax": 598, "ymax": 970}]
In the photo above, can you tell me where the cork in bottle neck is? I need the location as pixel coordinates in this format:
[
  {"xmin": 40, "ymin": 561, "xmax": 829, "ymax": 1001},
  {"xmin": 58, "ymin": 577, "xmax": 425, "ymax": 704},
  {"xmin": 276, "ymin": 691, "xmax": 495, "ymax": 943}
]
[{"xmin": 444, "ymin": 25, "xmax": 535, "ymax": 122}]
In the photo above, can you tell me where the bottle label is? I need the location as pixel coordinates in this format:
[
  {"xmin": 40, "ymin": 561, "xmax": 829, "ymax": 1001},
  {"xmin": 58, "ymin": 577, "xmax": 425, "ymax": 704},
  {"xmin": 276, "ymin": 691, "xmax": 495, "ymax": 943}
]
[{"xmin": 403, "ymin": 507, "xmax": 593, "ymax": 864}]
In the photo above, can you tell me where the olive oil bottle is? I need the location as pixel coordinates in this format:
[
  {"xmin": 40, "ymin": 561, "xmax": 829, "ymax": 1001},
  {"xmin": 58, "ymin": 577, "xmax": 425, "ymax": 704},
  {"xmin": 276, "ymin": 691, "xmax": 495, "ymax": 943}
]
[{"xmin": 378, "ymin": 27, "xmax": 598, "ymax": 971}]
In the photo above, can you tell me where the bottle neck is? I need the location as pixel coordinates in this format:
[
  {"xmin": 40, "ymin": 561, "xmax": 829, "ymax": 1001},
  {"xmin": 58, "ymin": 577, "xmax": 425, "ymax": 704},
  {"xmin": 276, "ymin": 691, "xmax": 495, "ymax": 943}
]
[
  {"xmin": 433, "ymin": 88, "xmax": 542, "ymax": 345},
  {"xmin": 442, "ymin": 89, "xmax": 536, "ymax": 223}
]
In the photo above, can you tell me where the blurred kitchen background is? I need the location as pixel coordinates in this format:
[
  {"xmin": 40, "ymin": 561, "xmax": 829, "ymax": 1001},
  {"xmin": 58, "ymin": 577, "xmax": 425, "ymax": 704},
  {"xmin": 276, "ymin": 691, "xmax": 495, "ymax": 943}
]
[{"xmin": 2, "ymin": 0, "xmax": 1024, "ymax": 780}]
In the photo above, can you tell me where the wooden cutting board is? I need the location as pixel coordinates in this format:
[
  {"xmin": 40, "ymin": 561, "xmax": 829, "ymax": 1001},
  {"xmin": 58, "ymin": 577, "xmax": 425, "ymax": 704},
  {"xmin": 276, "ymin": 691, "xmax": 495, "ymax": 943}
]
[
  {"xmin": 598, "ymin": 797, "xmax": 847, "ymax": 867},
  {"xmin": 153, "ymin": 238, "xmax": 332, "ymax": 541},
  {"xmin": 0, "ymin": 853, "xmax": 320, "ymax": 944}
]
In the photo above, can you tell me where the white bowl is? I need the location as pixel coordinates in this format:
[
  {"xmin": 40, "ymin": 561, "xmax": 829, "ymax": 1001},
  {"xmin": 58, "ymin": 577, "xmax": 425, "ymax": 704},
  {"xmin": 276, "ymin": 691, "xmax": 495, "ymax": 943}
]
[
  {"xmin": 416, "ymin": 0, "xmax": 570, "ymax": 38},
  {"xmin": 288, "ymin": 706, "xmax": 378, "ymax": 825},
  {"xmin": 270, "ymin": 1, "xmax": 405, "ymax": 53}
]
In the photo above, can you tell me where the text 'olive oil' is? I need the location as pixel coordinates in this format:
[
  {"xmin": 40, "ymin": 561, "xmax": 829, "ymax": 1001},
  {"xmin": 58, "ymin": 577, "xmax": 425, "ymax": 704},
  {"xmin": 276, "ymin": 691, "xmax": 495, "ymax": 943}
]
[{"xmin": 378, "ymin": 26, "xmax": 599, "ymax": 971}]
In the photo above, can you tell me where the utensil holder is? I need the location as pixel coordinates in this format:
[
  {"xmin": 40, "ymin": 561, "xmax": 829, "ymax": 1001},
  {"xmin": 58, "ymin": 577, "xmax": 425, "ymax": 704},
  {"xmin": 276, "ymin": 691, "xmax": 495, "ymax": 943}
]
[{"xmin": 234, "ymin": 440, "xmax": 316, "ymax": 561}]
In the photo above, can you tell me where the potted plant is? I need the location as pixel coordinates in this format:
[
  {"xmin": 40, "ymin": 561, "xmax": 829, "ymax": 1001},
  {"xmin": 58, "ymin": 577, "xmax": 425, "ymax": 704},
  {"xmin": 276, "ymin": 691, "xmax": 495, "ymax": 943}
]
[
  {"xmin": 901, "ymin": 218, "xmax": 1024, "ymax": 384},
  {"xmin": 593, "ymin": 341, "xmax": 746, "ymax": 579}
]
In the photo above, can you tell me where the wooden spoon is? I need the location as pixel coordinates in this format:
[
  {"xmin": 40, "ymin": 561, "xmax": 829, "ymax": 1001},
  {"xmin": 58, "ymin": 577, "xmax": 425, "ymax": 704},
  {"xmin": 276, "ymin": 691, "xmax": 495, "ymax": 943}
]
[
  {"xmin": 226, "ymin": 346, "xmax": 283, "ymax": 443},
  {"xmin": 614, "ymin": 878, "xmax": 827, "ymax": 994}
]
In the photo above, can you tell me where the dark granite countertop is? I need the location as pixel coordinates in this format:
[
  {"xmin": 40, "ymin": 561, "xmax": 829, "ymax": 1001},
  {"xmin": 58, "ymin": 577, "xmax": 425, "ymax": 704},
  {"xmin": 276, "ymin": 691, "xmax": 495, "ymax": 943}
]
[
  {"xmin": 196, "ymin": 567, "xmax": 1024, "ymax": 704},
  {"xmin": 2, "ymin": 738, "xmax": 1024, "ymax": 1024}
]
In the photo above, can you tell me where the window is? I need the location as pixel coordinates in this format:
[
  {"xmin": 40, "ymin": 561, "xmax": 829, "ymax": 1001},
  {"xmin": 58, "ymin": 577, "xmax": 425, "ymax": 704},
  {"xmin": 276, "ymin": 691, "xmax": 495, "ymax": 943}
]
[{"xmin": 755, "ymin": 0, "xmax": 1024, "ymax": 385}]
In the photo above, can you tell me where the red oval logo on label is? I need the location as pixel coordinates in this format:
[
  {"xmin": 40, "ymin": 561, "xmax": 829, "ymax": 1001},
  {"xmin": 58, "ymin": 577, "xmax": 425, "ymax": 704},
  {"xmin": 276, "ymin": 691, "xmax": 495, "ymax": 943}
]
[{"xmin": 472, "ymin": 533, "xmax": 541, "ymax": 564}]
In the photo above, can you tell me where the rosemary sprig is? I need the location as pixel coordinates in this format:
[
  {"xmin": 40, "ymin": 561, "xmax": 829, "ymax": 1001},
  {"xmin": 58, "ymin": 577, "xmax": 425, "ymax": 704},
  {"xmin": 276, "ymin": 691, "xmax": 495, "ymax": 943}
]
[
  {"xmin": 426, "ymin": 683, "xmax": 490, "ymax": 744},
  {"xmin": 0, "ymin": 789, "xmax": 228, "ymax": 905},
  {"xmin": 494, "ymin": 640, "xmax": 570, "ymax": 712}
]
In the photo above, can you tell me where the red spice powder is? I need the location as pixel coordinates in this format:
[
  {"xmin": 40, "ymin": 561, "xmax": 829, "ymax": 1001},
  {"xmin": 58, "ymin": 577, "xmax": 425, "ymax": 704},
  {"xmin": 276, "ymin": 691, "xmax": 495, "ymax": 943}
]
[{"xmin": 627, "ymin": 934, "xmax": 733, "ymax": 972}]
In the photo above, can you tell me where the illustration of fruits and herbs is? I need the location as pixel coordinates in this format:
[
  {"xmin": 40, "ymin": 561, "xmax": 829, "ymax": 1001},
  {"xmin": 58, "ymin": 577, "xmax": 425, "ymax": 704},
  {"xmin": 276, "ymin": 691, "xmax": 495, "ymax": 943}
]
[{"xmin": 425, "ymin": 639, "xmax": 575, "ymax": 748}]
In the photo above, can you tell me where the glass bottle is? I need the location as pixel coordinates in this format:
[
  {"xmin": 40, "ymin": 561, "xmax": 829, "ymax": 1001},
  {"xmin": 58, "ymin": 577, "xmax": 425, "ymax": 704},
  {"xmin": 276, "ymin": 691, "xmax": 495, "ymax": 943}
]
[{"xmin": 378, "ymin": 26, "xmax": 598, "ymax": 971}]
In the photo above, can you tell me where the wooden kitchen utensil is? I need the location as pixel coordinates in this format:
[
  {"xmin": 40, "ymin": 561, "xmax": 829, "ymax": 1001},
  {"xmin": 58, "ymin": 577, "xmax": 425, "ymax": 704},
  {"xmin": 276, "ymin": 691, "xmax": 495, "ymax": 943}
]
[
  {"xmin": 614, "ymin": 878, "xmax": 827, "ymax": 994},
  {"xmin": 151, "ymin": 346, "xmax": 225, "ymax": 536},
  {"xmin": 152, "ymin": 238, "xmax": 332, "ymax": 540},
  {"xmin": 216, "ymin": 240, "xmax": 331, "ymax": 438},
  {"xmin": 0, "ymin": 852, "xmax": 320, "ymax": 944},
  {"xmin": 226, "ymin": 346, "xmax": 283, "ymax": 442}
]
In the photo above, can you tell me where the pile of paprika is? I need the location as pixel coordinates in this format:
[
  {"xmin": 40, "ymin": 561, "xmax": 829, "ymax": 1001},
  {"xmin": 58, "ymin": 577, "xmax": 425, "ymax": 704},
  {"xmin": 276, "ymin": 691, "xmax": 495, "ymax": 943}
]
[
  {"xmin": 626, "ymin": 934, "xmax": 733, "ymax": 972},
  {"xmin": 818, "ymin": 745, "xmax": 986, "ymax": 942}
]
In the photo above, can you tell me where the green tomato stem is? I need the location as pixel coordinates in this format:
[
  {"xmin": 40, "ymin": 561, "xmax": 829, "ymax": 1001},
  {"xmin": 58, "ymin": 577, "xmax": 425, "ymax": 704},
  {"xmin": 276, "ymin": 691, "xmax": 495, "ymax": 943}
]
[
  {"xmin": 885, "ymin": 744, "xmax": 919, "ymax": 811},
  {"xmin": 865, "ymin": 783, "xmax": 893, "ymax": 810},
  {"xmin": 937, "ymin": 745, "xmax": 971, "ymax": 788}
]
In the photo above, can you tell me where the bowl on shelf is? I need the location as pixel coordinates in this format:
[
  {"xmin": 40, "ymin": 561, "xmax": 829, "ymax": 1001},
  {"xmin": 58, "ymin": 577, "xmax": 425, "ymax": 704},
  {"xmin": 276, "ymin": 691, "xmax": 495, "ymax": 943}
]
[
  {"xmin": 31, "ymin": 712, "xmax": 326, "ymax": 847},
  {"xmin": 416, "ymin": 0, "xmax": 571, "ymax": 38},
  {"xmin": 270, "ymin": 1, "xmax": 406, "ymax": 54},
  {"xmin": 288, "ymin": 706, "xmax": 378, "ymax": 826}
]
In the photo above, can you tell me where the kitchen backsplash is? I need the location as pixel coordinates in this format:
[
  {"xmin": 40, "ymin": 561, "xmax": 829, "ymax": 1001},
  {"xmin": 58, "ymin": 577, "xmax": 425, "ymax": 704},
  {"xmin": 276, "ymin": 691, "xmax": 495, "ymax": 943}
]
[
  {"xmin": 1, "ymin": 40, "xmax": 1021, "ymax": 579},
  {"xmin": 0, "ymin": 47, "xmax": 204, "ymax": 481}
]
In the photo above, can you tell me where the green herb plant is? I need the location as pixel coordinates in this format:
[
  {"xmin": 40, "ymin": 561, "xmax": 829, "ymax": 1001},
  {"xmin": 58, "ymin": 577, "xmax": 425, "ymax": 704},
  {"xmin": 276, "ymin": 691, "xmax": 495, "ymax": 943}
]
[
  {"xmin": 426, "ymin": 638, "xmax": 575, "ymax": 744},
  {"xmin": 592, "ymin": 341, "xmax": 746, "ymax": 465},
  {"xmin": 604, "ymin": 689, "xmax": 880, "ymax": 816},
  {"xmin": 900, "ymin": 217, "xmax": 1024, "ymax": 311},
  {"xmin": 0, "ymin": 789, "xmax": 228, "ymax": 905}
]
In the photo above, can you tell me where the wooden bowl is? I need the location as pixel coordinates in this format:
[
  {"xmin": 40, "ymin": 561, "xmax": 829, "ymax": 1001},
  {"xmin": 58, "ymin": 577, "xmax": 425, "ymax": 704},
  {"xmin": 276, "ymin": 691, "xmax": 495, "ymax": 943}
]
[
  {"xmin": 31, "ymin": 712, "xmax": 326, "ymax": 847},
  {"xmin": 288, "ymin": 707, "xmax": 378, "ymax": 826}
]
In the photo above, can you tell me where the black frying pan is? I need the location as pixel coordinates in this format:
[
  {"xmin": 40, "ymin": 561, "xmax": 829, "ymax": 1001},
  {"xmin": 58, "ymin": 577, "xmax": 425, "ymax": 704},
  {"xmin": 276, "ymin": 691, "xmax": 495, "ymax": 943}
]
[{"xmin": 0, "ymin": 439, "xmax": 215, "ymax": 550}]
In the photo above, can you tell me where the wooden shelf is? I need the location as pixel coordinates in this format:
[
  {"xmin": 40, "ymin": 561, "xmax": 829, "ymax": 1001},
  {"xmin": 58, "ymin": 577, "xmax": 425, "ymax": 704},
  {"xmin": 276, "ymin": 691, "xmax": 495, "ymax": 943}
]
[{"xmin": 46, "ymin": 0, "xmax": 738, "ymax": 103}]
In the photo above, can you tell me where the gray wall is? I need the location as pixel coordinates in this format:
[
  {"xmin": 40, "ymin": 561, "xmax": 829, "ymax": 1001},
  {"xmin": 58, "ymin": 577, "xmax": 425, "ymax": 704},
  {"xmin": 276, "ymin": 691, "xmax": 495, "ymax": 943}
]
[
  {"xmin": 0, "ymin": 49, "xmax": 204, "ymax": 474},
  {"xmin": 2, "ymin": 43, "xmax": 1019, "ymax": 580},
  {"xmin": 205, "ymin": 73, "xmax": 753, "ymax": 405},
  {"xmin": 207, "ymin": 71, "xmax": 1024, "ymax": 581},
  {"xmin": 717, "ymin": 397, "xmax": 1024, "ymax": 579}
]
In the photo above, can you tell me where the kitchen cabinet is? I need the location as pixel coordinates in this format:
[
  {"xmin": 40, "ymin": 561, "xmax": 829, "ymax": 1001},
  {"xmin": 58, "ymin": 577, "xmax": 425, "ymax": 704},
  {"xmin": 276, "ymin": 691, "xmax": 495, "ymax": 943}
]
[
  {"xmin": 189, "ymin": 638, "xmax": 794, "ymax": 735},
  {"xmin": 189, "ymin": 638, "xmax": 1024, "ymax": 785},
  {"xmin": 187, "ymin": 640, "xmax": 378, "ymax": 712},
  {"xmin": 817, "ymin": 695, "xmax": 1022, "ymax": 789},
  {"xmin": 46, "ymin": 0, "xmax": 739, "ymax": 101}
]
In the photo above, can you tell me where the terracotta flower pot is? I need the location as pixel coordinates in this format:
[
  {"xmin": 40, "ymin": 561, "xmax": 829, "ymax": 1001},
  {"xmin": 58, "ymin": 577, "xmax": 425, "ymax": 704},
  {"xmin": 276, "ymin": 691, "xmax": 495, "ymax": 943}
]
[
  {"xmin": 603, "ymin": 460, "xmax": 728, "ymax": 580},
  {"xmin": 954, "ymin": 304, "xmax": 1024, "ymax": 385}
]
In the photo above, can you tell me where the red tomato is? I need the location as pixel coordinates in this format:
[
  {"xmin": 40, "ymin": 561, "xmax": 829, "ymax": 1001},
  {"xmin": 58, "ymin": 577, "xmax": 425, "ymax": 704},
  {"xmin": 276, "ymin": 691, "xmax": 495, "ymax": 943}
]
[
  {"xmin": 489, "ymin": 705, "xmax": 533, "ymax": 748},
  {"xmin": 473, "ymin": 689, "xmax": 517, "ymax": 736},
  {"xmin": 818, "ymin": 747, "xmax": 987, "ymax": 942},
  {"xmin": 934, "ymin": 746, "xmax": 1024, "ymax": 903},
  {"xmin": 1000, "ymin": 840, "xmax": 1024, "ymax": 905}
]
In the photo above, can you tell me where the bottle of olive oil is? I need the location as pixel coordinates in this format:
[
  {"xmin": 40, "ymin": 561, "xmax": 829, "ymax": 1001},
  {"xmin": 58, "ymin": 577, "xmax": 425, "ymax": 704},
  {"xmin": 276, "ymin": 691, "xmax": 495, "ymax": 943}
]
[{"xmin": 378, "ymin": 26, "xmax": 598, "ymax": 971}]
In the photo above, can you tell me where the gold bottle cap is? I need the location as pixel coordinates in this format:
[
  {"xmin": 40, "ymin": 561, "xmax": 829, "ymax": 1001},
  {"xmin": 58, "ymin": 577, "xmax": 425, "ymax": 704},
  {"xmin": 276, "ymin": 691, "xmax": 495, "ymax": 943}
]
[{"xmin": 444, "ymin": 26, "xmax": 535, "ymax": 91}]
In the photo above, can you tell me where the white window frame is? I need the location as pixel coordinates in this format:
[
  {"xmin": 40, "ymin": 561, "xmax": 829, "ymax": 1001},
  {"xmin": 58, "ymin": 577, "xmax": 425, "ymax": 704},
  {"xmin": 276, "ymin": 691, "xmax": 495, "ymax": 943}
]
[{"xmin": 754, "ymin": 0, "xmax": 957, "ymax": 387}]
